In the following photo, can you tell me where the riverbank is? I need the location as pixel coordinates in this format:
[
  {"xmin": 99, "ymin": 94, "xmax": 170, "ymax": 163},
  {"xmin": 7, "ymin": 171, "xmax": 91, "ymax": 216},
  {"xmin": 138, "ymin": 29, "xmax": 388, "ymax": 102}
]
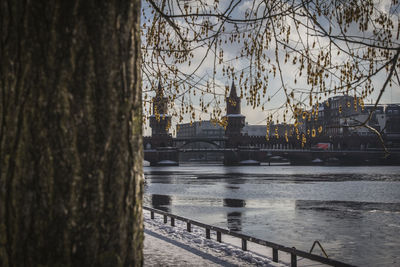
[{"xmin": 143, "ymin": 209, "xmax": 287, "ymax": 266}]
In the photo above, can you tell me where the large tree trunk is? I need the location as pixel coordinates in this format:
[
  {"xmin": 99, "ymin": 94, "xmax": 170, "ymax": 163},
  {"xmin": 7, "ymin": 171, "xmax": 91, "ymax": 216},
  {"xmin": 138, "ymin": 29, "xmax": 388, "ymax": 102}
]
[{"xmin": 0, "ymin": 1, "xmax": 143, "ymax": 266}]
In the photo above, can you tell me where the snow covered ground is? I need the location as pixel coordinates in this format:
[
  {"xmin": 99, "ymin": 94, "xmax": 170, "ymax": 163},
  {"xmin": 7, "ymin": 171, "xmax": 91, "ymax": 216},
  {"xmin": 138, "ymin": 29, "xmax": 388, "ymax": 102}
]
[{"xmin": 143, "ymin": 209, "xmax": 288, "ymax": 266}]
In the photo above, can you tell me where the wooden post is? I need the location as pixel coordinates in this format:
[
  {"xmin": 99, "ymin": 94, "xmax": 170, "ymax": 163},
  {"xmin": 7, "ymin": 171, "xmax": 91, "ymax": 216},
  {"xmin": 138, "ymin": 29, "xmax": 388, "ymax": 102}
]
[
  {"xmin": 187, "ymin": 222, "xmax": 191, "ymax": 232},
  {"xmin": 163, "ymin": 215, "xmax": 167, "ymax": 224},
  {"xmin": 272, "ymin": 248, "xmax": 278, "ymax": 262},
  {"xmin": 206, "ymin": 228, "xmax": 210, "ymax": 239},
  {"xmin": 217, "ymin": 231, "xmax": 222, "ymax": 242},
  {"xmin": 171, "ymin": 217, "xmax": 175, "ymax": 227},
  {"xmin": 241, "ymin": 239, "xmax": 247, "ymax": 251},
  {"xmin": 151, "ymin": 211, "xmax": 154, "ymax": 219}
]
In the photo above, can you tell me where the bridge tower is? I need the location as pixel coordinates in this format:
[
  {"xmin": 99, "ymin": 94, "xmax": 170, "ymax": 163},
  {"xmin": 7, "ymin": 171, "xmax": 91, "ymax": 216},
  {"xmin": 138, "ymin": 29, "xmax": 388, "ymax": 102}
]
[
  {"xmin": 145, "ymin": 82, "xmax": 178, "ymax": 166},
  {"xmin": 149, "ymin": 83, "xmax": 173, "ymax": 147},
  {"xmin": 225, "ymin": 81, "xmax": 245, "ymax": 140},
  {"xmin": 224, "ymin": 81, "xmax": 248, "ymax": 165},
  {"xmin": 223, "ymin": 81, "xmax": 261, "ymax": 165}
]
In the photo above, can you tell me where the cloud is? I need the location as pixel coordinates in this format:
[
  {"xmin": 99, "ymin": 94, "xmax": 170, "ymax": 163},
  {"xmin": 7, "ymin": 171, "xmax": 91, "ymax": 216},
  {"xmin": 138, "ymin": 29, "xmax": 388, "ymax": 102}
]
[{"xmin": 142, "ymin": 0, "xmax": 400, "ymax": 137}]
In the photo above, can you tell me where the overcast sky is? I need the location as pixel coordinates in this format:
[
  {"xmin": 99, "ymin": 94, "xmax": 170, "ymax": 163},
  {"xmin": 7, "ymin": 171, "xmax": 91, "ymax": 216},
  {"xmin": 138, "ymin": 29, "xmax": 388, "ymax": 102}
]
[{"xmin": 142, "ymin": 0, "xmax": 400, "ymax": 136}]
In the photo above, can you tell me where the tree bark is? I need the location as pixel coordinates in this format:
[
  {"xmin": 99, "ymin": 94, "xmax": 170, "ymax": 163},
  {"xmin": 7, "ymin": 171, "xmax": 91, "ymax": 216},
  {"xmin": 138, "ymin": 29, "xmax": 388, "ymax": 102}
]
[{"xmin": 0, "ymin": 0, "xmax": 143, "ymax": 266}]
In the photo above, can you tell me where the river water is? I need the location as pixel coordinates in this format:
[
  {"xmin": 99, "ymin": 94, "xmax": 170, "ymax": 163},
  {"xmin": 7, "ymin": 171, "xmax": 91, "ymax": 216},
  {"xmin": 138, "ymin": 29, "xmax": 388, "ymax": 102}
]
[{"xmin": 143, "ymin": 164, "xmax": 400, "ymax": 266}]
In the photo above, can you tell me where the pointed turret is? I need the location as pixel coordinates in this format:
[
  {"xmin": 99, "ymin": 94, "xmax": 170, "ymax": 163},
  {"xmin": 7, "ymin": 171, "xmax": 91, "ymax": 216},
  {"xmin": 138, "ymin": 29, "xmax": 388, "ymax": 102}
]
[
  {"xmin": 225, "ymin": 81, "xmax": 245, "ymax": 137},
  {"xmin": 226, "ymin": 81, "xmax": 241, "ymax": 115},
  {"xmin": 153, "ymin": 82, "xmax": 167, "ymax": 115},
  {"xmin": 156, "ymin": 82, "xmax": 163, "ymax": 98},
  {"xmin": 229, "ymin": 80, "xmax": 238, "ymax": 98}
]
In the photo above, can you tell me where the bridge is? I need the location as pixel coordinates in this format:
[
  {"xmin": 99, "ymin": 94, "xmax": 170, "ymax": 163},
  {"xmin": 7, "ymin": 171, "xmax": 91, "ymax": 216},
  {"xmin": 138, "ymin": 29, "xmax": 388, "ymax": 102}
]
[
  {"xmin": 144, "ymin": 144, "xmax": 400, "ymax": 166},
  {"xmin": 144, "ymin": 82, "xmax": 399, "ymax": 166},
  {"xmin": 173, "ymin": 137, "xmax": 226, "ymax": 149}
]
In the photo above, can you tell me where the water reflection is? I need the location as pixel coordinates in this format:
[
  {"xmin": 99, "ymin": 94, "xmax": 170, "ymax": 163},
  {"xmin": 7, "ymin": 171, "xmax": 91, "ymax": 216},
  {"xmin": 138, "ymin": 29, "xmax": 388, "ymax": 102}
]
[
  {"xmin": 227, "ymin": 212, "xmax": 242, "ymax": 231},
  {"xmin": 223, "ymin": 198, "xmax": 246, "ymax": 208},
  {"xmin": 151, "ymin": 194, "xmax": 171, "ymax": 212},
  {"xmin": 223, "ymin": 198, "xmax": 246, "ymax": 231}
]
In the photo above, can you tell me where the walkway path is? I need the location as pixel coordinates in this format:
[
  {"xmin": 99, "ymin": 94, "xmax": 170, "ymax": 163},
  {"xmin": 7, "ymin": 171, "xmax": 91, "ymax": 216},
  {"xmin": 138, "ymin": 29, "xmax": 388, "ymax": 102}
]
[{"xmin": 143, "ymin": 209, "xmax": 286, "ymax": 266}]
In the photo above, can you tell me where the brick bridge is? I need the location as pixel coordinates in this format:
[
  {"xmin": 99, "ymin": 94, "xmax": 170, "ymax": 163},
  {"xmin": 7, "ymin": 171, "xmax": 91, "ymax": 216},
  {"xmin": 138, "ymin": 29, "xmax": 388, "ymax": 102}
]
[{"xmin": 144, "ymin": 82, "xmax": 399, "ymax": 166}]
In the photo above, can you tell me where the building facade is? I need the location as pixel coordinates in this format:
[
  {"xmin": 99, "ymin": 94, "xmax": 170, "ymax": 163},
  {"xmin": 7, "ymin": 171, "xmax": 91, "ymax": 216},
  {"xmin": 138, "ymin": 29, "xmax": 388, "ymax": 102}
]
[
  {"xmin": 176, "ymin": 120, "xmax": 224, "ymax": 139},
  {"xmin": 299, "ymin": 95, "xmax": 400, "ymax": 149}
]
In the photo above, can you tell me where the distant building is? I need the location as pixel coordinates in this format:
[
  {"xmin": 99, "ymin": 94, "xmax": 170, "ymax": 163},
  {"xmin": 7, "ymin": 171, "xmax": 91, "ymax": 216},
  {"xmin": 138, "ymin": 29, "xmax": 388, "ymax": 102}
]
[
  {"xmin": 300, "ymin": 95, "xmax": 381, "ymax": 137},
  {"xmin": 325, "ymin": 95, "xmax": 358, "ymax": 136},
  {"xmin": 296, "ymin": 94, "xmax": 400, "ymax": 149},
  {"xmin": 176, "ymin": 120, "xmax": 224, "ymax": 139},
  {"xmin": 342, "ymin": 105, "xmax": 385, "ymax": 136},
  {"xmin": 175, "ymin": 122, "xmax": 196, "ymax": 139},
  {"xmin": 242, "ymin": 124, "xmax": 267, "ymax": 136},
  {"xmin": 385, "ymin": 104, "xmax": 400, "ymax": 147}
]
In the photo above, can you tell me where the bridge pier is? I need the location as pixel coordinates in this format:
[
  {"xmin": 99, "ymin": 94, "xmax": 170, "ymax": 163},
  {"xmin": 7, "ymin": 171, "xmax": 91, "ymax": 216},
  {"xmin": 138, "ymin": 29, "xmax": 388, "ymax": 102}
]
[
  {"xmin": 223, "ymin": 148, "xmax": 261, "ymax": 166},
  {"xmin": 223, "ymin": 150, "xmax": 240, "ymax": 166},
  {"xmin": 144, "ymin": 147, "xmax": 179, "ymax": 166}
]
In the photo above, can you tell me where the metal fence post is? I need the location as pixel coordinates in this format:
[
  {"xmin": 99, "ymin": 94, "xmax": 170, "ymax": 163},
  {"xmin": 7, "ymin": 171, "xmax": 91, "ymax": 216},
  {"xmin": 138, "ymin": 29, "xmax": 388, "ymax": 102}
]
[
  {"xmin": 291, "ymin": 251, "xmax": 297, "ymax": 267},
  {"xmin": 206, "ymin": 228, "xmax": 210, "ymax": 239},
  {"xmin": 217, "ymin": 231, "xmax": 222, "ymax": 242},
  {"xmin": 272, "ymin": 248, "xmax": 278, "ymax": 262},
  {"xmin": 163, "ymin": 215, "xmax": 167, "ymax": 224},
  {"xmin": 171, "ymin": 217, "xmax": 175, "ymax": 227},
  {"xmin": 242, "ymin": 239, "xmax": 247, "ymax": 251},
  {"xmin": 150, "ymin": 211, "xmax": 154, "ymax": 219},
  {"xmin": 187, "ymin": 222, "xmax": 191, "ymax": 232}
]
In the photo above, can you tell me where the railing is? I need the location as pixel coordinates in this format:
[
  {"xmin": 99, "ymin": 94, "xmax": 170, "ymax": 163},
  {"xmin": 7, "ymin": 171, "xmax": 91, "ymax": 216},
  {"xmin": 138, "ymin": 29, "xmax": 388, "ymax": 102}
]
[
  {"xmin": 144, "ymin": 206, "xmax": 356, "ymax": 267},
  {"xmin": 310, "ymin": 240, "xmax": 329, "ymax": 259}
]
